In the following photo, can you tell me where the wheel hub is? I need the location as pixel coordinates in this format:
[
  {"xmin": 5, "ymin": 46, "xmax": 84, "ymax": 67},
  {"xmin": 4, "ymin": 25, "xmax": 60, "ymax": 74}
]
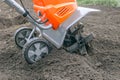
[{"xmin": 27, "ymin": 42, "xmax": 48, "ymax": 62}]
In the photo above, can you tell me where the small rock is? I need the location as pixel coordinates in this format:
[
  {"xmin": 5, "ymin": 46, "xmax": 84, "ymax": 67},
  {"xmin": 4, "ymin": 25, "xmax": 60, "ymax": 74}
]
[{"xmin": 95, "ymin": 62, "xmax": 102, "ymax": 67}]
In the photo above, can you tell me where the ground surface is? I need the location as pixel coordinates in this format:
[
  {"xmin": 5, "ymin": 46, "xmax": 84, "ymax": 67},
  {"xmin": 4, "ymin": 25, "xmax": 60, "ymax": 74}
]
[{"xmin": 0, "ymin": 1, "xmax": 120, "ymax": 80}]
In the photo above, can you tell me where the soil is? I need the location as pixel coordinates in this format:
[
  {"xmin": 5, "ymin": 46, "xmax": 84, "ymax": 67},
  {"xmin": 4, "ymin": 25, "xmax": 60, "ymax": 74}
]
[{"xmin": 0, "ymin": 1, "xmax": 120, "ymax": 80}]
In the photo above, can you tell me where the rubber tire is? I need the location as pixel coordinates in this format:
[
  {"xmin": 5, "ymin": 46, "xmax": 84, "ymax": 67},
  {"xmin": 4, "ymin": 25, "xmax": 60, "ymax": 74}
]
[
  {"xmin": 14, "ymin": 27, "xmax": 35, "ymax": 49},
  {"xmin": 23, "ymin": 38, "xmax": 50, "ymax": 64}
]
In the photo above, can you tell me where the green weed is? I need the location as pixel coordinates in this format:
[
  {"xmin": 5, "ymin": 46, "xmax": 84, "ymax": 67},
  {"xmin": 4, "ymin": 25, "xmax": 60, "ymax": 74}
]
[{"xmin": 77, "ymin": 0, "xmax": 120, "ymax": 7}]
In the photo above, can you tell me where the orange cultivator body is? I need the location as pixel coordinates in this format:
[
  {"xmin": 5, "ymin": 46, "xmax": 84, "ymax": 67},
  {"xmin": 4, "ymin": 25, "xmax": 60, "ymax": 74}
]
[
  {"xmin": 4, "ymin": 0, "xmax": 100, "ymax": 64},
  {"xmin": 33, "ymin": 0, "xmax": 77, "ymax": 30}
]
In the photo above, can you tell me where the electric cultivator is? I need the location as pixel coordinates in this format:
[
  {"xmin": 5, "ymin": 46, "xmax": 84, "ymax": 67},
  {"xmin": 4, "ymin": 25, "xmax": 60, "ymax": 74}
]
[{"xmin": 4, "ymin": 0, "xmax": 100, "ymax": 64}]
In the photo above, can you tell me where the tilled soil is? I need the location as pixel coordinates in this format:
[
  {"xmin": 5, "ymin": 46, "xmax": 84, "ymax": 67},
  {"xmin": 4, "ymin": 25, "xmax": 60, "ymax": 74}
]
[{"xmin": 0, "ymin": 1, "xmax": 120, "ymax": 80}]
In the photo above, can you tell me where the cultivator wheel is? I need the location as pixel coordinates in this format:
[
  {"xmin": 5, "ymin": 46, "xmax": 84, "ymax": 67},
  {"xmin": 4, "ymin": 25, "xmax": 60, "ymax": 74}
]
[
  {"xmin": 23, "ymin": 38, "xmax": 50, "ymax": 64},
  {"xmin": 14, "ymin": 27, "xmax": 36, "ymax": 48}
]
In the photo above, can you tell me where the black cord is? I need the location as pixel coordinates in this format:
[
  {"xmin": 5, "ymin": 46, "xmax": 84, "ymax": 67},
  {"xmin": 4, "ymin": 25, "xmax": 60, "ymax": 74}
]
[
  {"xmin": 19, "ymin": 0, "xmax": 48, "ymax": 24},
  {"xmin": 19, "ymin": 0, "xmax": 26, "ymax": 10}
]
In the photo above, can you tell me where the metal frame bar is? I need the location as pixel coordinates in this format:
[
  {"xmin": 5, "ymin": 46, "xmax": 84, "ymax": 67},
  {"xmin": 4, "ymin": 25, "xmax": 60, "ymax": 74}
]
[{"xmin": 3, "ymin": 0, "xmax": 52, "ymax": 30}]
